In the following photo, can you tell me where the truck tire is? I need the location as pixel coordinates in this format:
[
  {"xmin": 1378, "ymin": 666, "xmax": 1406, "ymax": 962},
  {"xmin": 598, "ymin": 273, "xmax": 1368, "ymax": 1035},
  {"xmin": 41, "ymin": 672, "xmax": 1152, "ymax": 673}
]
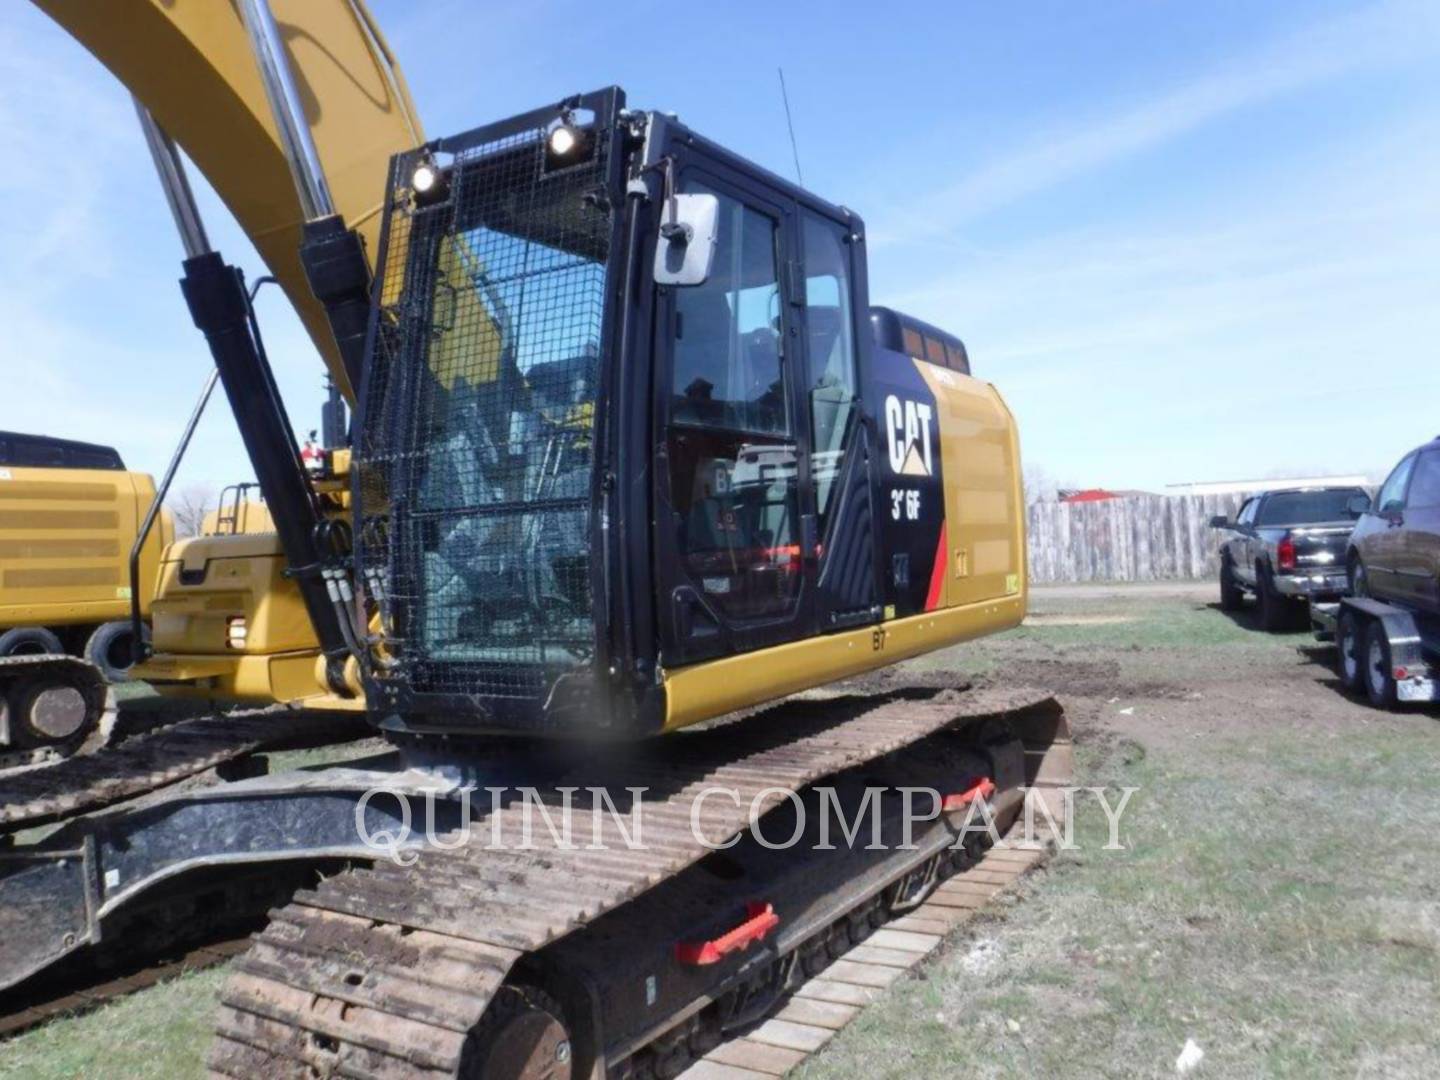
[
  {"xmin": 84, "ymin": 620, "xmax": 150, "ymax": 683},
  {"xmin": 0, "ymin": 626, "xmax": 64, "ymax": 658},
  {"xmin": 1362, "ymin": 621, "xmax": 1399, "ymax": 709},
  {"xmin": 1255, "ymin": 568, "xmax": 1292, "ymax": 632},
  {"xmin": 1219, "ymin": 559, "xmax": 1244, "ymax": 612},
  {"xmin": 1335, "ymin": 610, "xmax": 1366, "ymax": 693}
]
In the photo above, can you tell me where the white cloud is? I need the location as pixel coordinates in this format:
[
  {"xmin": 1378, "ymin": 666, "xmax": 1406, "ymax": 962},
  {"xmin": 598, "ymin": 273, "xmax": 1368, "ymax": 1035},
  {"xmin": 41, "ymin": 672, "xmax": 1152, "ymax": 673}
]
[
  {"xmin": 886, "ymin": 105, "xmax": 1440, "ymax": 489},
  {"xmin": 872, "ymin": 0, "xmax": 1440, "ymax": 245}
]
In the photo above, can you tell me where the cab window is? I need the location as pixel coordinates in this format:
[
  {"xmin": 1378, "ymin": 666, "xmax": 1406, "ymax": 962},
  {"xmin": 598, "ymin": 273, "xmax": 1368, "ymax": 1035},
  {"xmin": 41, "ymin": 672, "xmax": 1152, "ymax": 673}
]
[
  {"xmin": 901, "ymin": 326, "xmax": 924, "ymax": 359},
  {"xmin": 923, "ymin": 335, "xmax": 947, "ymax": 367},
  {"xmin": 671, "ymin": 194, "xmax": 788, "ymax": 435},
  {"xmin": 1406, "ymin": 451, "xmax": 1440, "ymax": 509},
  {"xmin": 1377, "ymin": 454, "xmax": 1415, "ymax": 514},
  {"xmin": 666, "ymin": 184, "xmax": 801, "ymax": 621},
  {"xmin": 8, "ymin": 442, "xmax": 65, "ymax": 468},
  {"xmin": 802, "ymin": 212, "xmax": 858, "ymax": 535},
  {"xmin": 68, "ymin": 447, "xmax": 123, "ymax": 470},
  {"xmin": 944, "ymin": 341, "xmax": 969, "ymax": 374}
]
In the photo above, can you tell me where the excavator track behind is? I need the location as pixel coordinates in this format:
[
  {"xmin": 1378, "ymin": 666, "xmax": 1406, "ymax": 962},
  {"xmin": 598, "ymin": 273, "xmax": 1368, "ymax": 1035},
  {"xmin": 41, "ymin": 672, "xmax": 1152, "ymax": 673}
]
[
  {"xmin": 0, "ymin": 656, "xmax": 110, "ymax": 774},
  {"xmin": 0, "ymin": 705, "xmax": 369, "ymax": 834}
]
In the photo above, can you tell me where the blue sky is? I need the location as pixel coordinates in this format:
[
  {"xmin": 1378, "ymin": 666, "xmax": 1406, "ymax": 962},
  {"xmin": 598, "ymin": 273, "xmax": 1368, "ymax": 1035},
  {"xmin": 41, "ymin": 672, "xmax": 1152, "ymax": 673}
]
[{"xmin": 1, "ymin": 0, "xmax": 1437, "ymax": 498}]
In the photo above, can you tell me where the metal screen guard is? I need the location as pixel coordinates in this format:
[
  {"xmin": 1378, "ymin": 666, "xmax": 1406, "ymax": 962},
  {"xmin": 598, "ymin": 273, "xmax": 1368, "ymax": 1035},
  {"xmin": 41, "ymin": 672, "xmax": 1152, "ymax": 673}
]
[{"xmin": 356, "ymin": 97, "xmax": 621, "ymax": 722}]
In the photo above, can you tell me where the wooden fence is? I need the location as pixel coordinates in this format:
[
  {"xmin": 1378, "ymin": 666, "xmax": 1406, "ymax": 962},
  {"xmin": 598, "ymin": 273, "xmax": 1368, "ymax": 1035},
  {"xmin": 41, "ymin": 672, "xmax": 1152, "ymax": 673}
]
[{"xmin": 1026, "ymin": 493, "xmax": 1245, "ymax": 584}]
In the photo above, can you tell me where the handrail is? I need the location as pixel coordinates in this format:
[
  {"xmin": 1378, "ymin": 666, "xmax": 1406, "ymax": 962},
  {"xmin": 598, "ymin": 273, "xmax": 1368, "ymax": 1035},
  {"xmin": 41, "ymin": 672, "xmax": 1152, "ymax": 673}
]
[{"xmin": 128, "ymin": 370, "xmax": 220, "ymax": 662}]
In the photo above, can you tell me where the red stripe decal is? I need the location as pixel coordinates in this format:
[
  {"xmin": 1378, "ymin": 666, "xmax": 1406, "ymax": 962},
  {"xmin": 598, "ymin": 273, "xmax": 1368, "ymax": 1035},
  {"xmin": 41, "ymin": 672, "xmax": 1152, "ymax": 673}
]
[{"xmin": 924, "ymin": 521, "xmax": 948, "ymax": 612}]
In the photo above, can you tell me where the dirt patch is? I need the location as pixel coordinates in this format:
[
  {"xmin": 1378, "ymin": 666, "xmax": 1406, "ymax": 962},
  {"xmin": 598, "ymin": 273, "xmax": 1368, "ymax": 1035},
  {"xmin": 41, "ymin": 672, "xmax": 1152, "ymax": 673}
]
[{"xmin": 1005, "ymin": 656, "xmax": 1124, "ymax": 698}]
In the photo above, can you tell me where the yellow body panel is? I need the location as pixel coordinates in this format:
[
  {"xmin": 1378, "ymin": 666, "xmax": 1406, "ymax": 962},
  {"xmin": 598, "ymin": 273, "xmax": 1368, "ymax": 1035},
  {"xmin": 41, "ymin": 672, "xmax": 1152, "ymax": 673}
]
[
  {"xmin": 662, "ymin": 593, "xmax": 1025, "ymax": 732},
  {"xmin": 200, "ymin": 499, "xmax": 275, "ymax": 537},
  {"xmin": 149, "ymin": 532, "xmax": 316, "ymax": 654},
  {"xmin": 0, "ymin": 466, "xmax": 170, "ymax": 629},
  {"xmin": 35, "ymin": 0, "xmax": 425, "ymax": 402},
  {"xmin": 140, "ymin": 451, "xmax": 359, "ymax": 704},
  {"xmin": 914, "ymin": 362, "xmax": 1027, "ymax": 610},
  {"xmin": 136, "ymin": 649, "xmax": 327, "ymax": 705}
]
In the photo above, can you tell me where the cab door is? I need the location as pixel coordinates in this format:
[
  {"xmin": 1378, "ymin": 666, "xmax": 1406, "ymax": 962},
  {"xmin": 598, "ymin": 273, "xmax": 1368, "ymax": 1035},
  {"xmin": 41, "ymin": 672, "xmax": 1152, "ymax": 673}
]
[
  {"xmin": 651, "ymin": 154, "xmax": 817, "ymax": 665},
  {"xmin": 1363, "ymin": 453, "xmax": 1415, "ymax": 599},
  {"xmin": 1232, "ymin": 498, "xmax": 1258, "ymax": 586},
  {"xmin": 1395, "ymin": 449, "xmax": 1440, "ymax": 608},
  {"xmin": 796, "ymin": 210, "xmax": 882, "ymax": 631}
]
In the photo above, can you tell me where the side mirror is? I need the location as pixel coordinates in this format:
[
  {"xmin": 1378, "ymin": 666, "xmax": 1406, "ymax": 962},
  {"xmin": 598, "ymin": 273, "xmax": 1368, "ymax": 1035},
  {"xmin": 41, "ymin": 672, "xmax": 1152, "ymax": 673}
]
[
  {"xmin": 1346, "ymin": 493, "xmax": 1371, "ymax": 518},
  {"xmin": 654, "ymin": 193, "xmax": 718, "ymax": 287},
  {"xmin": 1209, "ymin": 515, "xmax": 1230, "ymax": 529}
]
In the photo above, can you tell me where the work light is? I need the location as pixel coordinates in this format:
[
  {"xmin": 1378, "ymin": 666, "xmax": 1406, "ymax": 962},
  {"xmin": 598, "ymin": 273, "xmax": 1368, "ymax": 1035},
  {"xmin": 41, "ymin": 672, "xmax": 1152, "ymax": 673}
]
[
  {"xmin": 544, "ymin": 116, "xmax": 594, "ymax": 172},
  {"xmin": 412, "ymin": 162, "xmax": 440, "ymax": 193},
  {"xmin": 548, "ymin": 125, "xmax": 579, "ymax": 157},
  {"xmin": 410, "ymin": 158, "xmax": 450, "ymax": 205}
]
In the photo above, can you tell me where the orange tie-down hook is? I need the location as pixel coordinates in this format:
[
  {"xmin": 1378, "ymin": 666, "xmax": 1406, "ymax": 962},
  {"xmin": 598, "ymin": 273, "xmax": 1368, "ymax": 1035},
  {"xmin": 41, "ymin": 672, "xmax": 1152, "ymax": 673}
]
[
  {"xmin": 940, "ymin": 777, "xmax": 996, "ymax": 812},
  {"xmin": 675, "ymin": 902, "xmax": 782, "ymax": 966}
]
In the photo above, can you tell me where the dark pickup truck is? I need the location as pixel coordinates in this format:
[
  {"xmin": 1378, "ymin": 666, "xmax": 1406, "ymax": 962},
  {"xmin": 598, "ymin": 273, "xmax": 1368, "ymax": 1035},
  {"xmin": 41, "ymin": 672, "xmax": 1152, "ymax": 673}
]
[{"xmin": 1211, "ymin": 486, "xmax": 1371, "ymax": 631}]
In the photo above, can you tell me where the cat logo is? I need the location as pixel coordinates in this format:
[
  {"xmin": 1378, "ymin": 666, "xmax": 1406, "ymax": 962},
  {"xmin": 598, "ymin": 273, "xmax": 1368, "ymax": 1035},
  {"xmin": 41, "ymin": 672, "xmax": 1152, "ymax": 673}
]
[{"xmin": 884, "ymin": 394, "xmax": 934, "ymax": 477}]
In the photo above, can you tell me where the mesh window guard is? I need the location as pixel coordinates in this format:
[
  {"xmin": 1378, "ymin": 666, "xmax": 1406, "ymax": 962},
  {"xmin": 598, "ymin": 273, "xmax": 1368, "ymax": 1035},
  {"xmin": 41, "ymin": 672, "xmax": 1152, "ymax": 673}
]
[{"xmin": 357, "ymin": 111, "xmax": 615, "ymax": 706}]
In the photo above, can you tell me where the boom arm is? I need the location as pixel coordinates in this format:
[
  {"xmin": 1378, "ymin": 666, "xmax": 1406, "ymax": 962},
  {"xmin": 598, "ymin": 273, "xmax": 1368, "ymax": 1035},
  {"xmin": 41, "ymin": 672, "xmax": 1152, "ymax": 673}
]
[{"xmin": 34, "ymin": 0, "xmax": 425, "ymax": 403}]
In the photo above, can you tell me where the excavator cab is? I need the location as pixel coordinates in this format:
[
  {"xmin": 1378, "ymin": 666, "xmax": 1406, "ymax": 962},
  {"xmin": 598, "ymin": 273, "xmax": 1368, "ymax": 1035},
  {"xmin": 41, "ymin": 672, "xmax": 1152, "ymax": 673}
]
[{"xmin": 355, "ymin": 88, "xmax": 1026, "ymax": 738}]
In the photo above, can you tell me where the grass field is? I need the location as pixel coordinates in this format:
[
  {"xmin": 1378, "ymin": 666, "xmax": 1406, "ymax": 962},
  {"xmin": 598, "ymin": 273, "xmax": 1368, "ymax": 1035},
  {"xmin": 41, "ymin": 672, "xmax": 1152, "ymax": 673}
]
[
  {"xmin": 3, "ymin": 585, "xmax": 1438, "ymax": 1078},
  {"xmin": 800, "ymin": 587, "xmax": 1440, "ymax": 1079}
]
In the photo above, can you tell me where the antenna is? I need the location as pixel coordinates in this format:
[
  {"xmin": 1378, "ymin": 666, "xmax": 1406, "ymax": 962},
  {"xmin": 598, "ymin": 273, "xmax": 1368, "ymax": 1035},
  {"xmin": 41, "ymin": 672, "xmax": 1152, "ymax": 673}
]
[{"xmin": 777, "ymin": 67, "xmax": 804, "ymax": 186}]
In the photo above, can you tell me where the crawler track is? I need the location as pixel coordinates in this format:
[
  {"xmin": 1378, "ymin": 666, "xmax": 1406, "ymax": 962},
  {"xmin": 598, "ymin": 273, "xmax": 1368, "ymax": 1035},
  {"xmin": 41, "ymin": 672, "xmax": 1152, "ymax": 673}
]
[
  {"xmin": 210, "ymin": 687, "xmax": 1069, "ymax": 1078},
  {"xmin": 0, "ymin": 708, "xmax": 369, "ymax": 833},
  {"xmin": 0, "ymin": 814, "xmax": 1048, "ymax": 1057},
  {"xmin": 677, "ymin": 834, "xmax": 1049, "ymax": 1078}
]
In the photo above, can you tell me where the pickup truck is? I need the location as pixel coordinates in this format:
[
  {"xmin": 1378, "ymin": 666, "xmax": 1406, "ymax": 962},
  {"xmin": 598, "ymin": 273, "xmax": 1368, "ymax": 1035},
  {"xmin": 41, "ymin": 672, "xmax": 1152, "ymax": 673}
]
[{"xmin": 1211, "ymin": 486, "xmax": 1370, "ymax": 631}]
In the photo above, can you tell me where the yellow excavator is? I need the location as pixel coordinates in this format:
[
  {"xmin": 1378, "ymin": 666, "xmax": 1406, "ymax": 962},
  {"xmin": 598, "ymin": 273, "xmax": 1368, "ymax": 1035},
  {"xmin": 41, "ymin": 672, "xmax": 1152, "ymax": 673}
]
[
  {"xmin": 1, "ymin": 4, "xmax": 1070, "ymax": 1076},
  {"xmin": 0, "ymin": 433, "xmax": 171, "ymax": 675},
  {"xmin": 0, "ymin": 434, "xmax": 169, "ymax": 763}
]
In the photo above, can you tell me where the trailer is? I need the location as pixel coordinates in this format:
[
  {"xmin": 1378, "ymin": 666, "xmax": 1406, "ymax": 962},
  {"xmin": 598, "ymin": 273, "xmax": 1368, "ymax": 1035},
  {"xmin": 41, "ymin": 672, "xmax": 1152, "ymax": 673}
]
[{"xmin": 1312, "ymin": 598, "xmax": 1440, "ymax": 708}]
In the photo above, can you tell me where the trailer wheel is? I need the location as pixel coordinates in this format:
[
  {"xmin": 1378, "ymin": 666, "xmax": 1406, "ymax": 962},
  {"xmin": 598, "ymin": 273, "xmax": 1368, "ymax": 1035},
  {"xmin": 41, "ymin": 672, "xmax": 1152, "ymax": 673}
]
[
  {"xmin": 1336, "ymin": 611, "xmax": 1366, "ymax": 693},
  {"xmin": 0, "ymin": 626, "xmax": 64, "ymax": 658},
  {"xmin": 1219, "ymin": 559, "xmax": 1244, "ymax": 612},
  {"xmin": 1362, "ymin": 622, "xmax": 1399, "ymax": 709}
]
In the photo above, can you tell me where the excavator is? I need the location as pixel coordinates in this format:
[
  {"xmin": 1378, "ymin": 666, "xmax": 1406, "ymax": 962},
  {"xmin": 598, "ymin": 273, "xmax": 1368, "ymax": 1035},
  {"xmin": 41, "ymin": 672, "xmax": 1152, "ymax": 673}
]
[{"xmin": 0, "ymin": 3, "xmax": 1072, "ymax": 1076}]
